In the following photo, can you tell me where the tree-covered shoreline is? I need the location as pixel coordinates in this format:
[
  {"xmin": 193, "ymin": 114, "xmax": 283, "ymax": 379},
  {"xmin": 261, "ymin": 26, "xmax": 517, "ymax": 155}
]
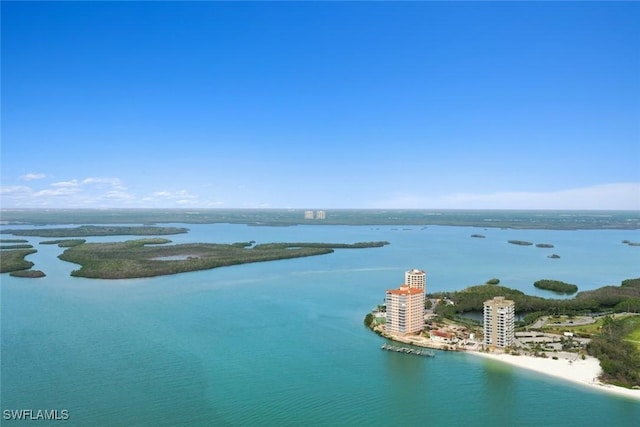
[
  {"xmin": 431, "ymin": 278, "xmax": 640, "ymax": 320},
  {"xmin": 2, "ymin": 225, "xmax": 188, "ymax": 237},
  {"xmin": 587, "ymin": 315, "xmax": 640, "ymax": 388},
  {"xmin": 0, "ymin": 249, "xmax": 37, "ymax": 273},
  {"xmin": 56, "ymin": 239, "xmax": 389, "ymax": 279},
  {"xmin": 1, "ymin": 209, "xmax": 638, "ymax": 230}
]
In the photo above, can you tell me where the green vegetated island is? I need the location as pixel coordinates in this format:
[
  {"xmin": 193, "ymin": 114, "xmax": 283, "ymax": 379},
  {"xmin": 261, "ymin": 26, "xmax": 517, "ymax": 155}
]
[
  {"xmin": 0, "ymin": 226, "xmax": 189, "ymax": 277},
  {"xmin": 507, "ymin": 240, "xmax": 554, "ymax": 248},
  {"xmin": 1, "ymin": 248, "xmax": 39, "ymax": 275},
  {"xmin": 40, "ymin": 239, "xmax": 87, "ymax": 247},
  {"xmin": 1, "ymin": 240, "xmax": 86, "ymax": 277},
  {"xmin": 0, "ymin": 225, "xmax": 389, "ymax": 279},
  {"xmin": 58, "ymin": 239, "xmax": 389, "ymax": 279},
  {"xmin": 534, "ymin": 279, "xmax": 578, "ymax": 294},
  {"xmin": 0, "ymin": 238, "xmax": 32, "ymax": 250}
]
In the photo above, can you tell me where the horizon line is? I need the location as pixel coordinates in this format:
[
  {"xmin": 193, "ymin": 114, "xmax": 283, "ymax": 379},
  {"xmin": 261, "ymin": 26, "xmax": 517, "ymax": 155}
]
[{"xmin": 1, "ymin": 207, "xmax": 639, "ymax": 212}]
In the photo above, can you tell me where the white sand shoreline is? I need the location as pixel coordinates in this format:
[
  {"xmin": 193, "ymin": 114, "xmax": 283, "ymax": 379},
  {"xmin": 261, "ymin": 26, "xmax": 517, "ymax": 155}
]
[
  {"xmin": 379, "ymin": 329, "xmax": 640, "ymax": 400},
  {"xmin": 466, "ymin": 350, "xmax": 640, "ymax": 401}
]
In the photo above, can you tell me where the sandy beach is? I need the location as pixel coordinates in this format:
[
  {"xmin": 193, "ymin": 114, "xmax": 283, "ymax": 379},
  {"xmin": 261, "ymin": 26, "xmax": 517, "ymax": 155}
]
[
  {"xmin": 379, "ymin": 328, "xmax": 640, "ymax": 401},
  {"xmin": 468, "ymin": 350, "xmax": 640, "ymax": 401}
]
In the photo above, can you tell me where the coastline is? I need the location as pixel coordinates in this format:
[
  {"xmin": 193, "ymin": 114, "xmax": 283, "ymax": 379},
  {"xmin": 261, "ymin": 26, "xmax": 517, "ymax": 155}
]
[
  {"xmin": 380, "ymin": 330, "xmax": 640, "ymax": 401},
  {"xmin": 466, "ymin": 350, "xmax": 640, "ymax": 401}
]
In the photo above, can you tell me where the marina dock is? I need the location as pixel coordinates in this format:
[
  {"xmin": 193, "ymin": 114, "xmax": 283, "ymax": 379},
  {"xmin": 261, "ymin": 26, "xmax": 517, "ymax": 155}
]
[{"xmin": 381, "ymin": 343, "xmax": 435, "ymax": 357}]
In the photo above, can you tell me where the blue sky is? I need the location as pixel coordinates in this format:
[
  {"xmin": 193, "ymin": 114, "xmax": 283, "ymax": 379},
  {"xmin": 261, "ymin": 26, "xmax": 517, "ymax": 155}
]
[{"xmin": 2, "ymin": 1, "xmax": 639, "ymax": 209}]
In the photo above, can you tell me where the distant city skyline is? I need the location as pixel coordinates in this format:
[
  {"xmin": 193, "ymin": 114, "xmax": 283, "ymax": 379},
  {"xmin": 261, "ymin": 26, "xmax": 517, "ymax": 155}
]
[{"xmin": 2, "ymin": 1, "xmax": 639, "ymax": 210}]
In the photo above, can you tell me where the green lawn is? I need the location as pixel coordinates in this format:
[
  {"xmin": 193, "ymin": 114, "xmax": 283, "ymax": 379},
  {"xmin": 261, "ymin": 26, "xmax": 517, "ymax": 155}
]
[
  {"xmin": 622, "ymin": 316, "xmax": 640, "ymax": 351},
  {"xmin": 542, "ymin": 316, "xmax": 604, "ymax": 336},
  {"xmin": 543, "ymin": 315, "xmax": 640, "ymax": 348}
]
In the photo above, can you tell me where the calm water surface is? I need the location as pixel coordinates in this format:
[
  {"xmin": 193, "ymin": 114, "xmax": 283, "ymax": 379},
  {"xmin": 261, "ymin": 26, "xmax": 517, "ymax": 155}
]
[{"xmin": 2, "ymin": 224, "xmax": 639, "ymax": 426}]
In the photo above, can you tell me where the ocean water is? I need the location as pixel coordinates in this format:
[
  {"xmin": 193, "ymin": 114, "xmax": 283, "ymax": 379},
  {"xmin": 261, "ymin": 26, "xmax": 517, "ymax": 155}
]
[{"xmin": 2, "ymin": 224, "xmax": 640, "ymax": 426}]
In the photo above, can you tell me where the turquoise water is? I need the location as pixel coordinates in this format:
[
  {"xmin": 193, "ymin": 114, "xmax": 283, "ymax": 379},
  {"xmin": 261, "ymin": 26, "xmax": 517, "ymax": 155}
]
[{"xmin": 2, "ymin": 224, "xmax": 639, "ymax": 426}]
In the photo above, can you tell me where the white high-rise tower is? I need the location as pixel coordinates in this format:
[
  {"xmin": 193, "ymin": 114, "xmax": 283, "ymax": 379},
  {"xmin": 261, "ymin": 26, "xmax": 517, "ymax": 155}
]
[{"xmin": 405, "ymin": 268, "xmax": 426, "ymax": 292}]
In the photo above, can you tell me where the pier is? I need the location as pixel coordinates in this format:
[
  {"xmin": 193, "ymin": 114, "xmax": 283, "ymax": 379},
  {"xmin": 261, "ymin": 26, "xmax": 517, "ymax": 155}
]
[{"xmin": 381, "ymin": 343, "xmax": 435, "ymax": 357}]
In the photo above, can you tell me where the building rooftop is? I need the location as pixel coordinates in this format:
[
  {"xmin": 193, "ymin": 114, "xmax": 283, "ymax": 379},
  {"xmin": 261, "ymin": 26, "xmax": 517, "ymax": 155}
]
[
  {"xmin": 484, "ymin": 296, "xmax": 515, "ymax": 305},
  {"xmin": 386, "ymin": 285, "xmax": 424, "ymax": 295}
]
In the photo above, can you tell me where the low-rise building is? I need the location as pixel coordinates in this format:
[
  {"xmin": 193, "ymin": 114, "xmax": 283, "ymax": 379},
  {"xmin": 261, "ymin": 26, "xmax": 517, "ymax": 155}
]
[{"xmin": 430, "ymin": 330, "xmax": 455, "ymax": 344}]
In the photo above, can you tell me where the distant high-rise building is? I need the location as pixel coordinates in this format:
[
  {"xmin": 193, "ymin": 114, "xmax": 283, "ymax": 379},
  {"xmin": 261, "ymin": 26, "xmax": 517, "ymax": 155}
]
[
  {"xmin": 483, "ymin": 296, "xmax": 515, "ymax": 348},
  {"xmin": 405, "ymin": 268, "xmax": 426, "ymax": 292},
  {"xmin": 304, "ymin": 210, "xmax": 326, "ymax": 220},
  {"xmin": 385, "ymin": 284, "xmax": 425, "ymax": 335}
]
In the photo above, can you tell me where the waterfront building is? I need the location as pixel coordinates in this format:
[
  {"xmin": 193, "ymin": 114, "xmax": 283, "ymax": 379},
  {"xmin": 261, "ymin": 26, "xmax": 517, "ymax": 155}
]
[
  {"xmin": 315, "ymin": 210, "xmax": 326, "ymax": 220},
  {"xmin": 483, "ymin": 296, "xmax": 515, "ymax": 348},
  {"xmin": 405, "ymin": 268, "xmax": 426, "ymax": 292},
  {"xmin": 304, "ymin": 210, "xmax": 314, "ymax": 220},
  {"xmin": 430, "ymin": 330, "xmax": 455, "ymax": 344},
  {"xmin": 385, "ymin": 285, "xmax": 425, "ymax": 335}
]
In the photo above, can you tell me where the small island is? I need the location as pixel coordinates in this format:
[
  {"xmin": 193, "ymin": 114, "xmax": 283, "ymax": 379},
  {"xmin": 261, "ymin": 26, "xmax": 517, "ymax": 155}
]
[
  {"xmin": 40, "ymin": 239, "xmax": 87, "ymax": 247},
  {"xmin": 533, "ymin": 279, "xmax": 578, "ymax": 294},
  {"xmin": 508, "ymin": 240, "xmax": 533, "ymax": 246},
  {"xmin": 10, "ymin": 270, "xmax": 46, "ymax": 278},
  {"xmin": 0, "ymin": 244, "xmax": 34, "ymax": 250},
  {"xmin": 535, "ymin": 243, "xmax": 554, "ymax": 248},
  {"xmin": 471, "ymin": 234, "xmax": 486, "ymax": 238}
]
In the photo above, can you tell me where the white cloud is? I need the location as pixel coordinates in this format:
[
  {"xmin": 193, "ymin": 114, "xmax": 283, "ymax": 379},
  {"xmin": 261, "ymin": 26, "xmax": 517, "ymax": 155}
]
[
  {"xmin": 140, "ymin": 189, "xmax": 202, "ymax": 207},
  {"xmin": 375, "ymin": 183, "xmax": 640, "ymax": 210},
  {"xmin": 103, "ymin": 190, "xmax": 135, "ymax": 201},
  {"xmin": 51, "ymin": 179, "xmax": 80, "ymax": 187},
  {"xmin": 0, "ymin": 186, "xmax": 44, "ymax": 206},
  {"xmin": 82, "ymin": 177, "xmax": 126, "ymax": 190},
  {"xmin": 152, "ymin": 191, "xmax": 172, "ymax": 198},
  {"xmin": 1, "ymin": 176, "xmax": 136, "ymax": 207},
  {"xmin": 149, "ymin": 189, "xmax": 197, "ymax": 201},
  {"xmin": 34, "ymin": 187, "xmax": 80, "ymax": 197},
  {"xmin": 5, "ymin": 175, "xmax": 638, "ymax": 210},
  {"xmin": 20, "ymin": 173, "xmax": 47, "ymax": 181},
  {"xmin": 1, "ymin": 185, "xmax": 32, "ymax": 195}
]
